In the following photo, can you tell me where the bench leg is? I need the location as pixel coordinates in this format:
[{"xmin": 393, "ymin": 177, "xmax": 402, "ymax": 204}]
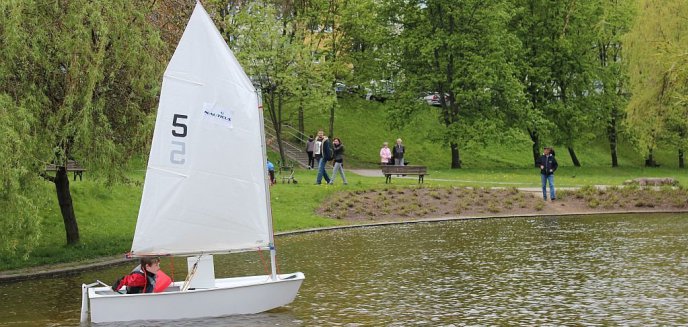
[
  {"xmin": 419, "ymin": 175, "xmax": 424, "ymax": 184},
  {"xmin": 385, "ymin": 174, "xmax": 391, "ymax": 184}
]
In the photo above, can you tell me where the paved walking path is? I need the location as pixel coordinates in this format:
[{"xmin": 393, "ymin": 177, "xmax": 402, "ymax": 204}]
[
  {"xmin": 348, "ymin": 169, "xmax": 605, "ymax": 192},
  {"xmin": 350, "ymin": 168, "xmax": 536, "ymax": 185}
]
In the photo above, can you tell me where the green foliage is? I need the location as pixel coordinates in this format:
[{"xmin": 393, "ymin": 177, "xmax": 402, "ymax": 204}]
[
  {"xmin": 591, "ymin": 0, "xmax": 634, "ymax": 138},
  {"xmin": 221, "ymin": 1, "xmax": 335, "ymax": 164},
  {"xmin": 0, "ymin": 91, "xmax": 45, "ymax": 258},
  {"xmin": 513, "ymin": 0, "xmax": 612, "ymax": 163},
  {"xmin": 0, "ymin": 0, "xmax": 165, "ymax": 252},
  {"xmin": 624, "ymin": 0, "xmax": 688, "ymax": 161},
  {"xmin": 385, "ymin": 0, "xmax": 525, "ymax": 168}
]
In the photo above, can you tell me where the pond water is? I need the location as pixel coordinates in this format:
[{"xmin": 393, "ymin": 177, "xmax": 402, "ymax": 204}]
[{"xmin": 1, "ymin": 213, "xmax": 687, "ymax": 326}]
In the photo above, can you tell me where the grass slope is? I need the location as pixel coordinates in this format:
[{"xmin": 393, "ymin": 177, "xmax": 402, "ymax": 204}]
[{"xmin": 290, "ymin": 96, "xmax": 683, "ymax": 169}]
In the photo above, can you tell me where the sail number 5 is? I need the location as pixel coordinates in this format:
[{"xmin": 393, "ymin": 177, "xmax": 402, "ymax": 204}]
[{"xmin": 170, "ymin": 114, "xmax": 188, "ymax": 164}]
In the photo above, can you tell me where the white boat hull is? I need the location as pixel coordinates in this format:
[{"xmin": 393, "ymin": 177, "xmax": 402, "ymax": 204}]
[{"xmin": 86, "ymin": 272, "xmax": 304, "ymax": 323}]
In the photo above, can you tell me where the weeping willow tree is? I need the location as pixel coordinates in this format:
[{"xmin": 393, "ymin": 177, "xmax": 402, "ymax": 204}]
[
  {"xmin": 0, "ymin": 0, "xmax": 165, "ymax": 253},
  {"xmin": 624, "ymin": 0, "xmax": 688, "ymax": 167}
]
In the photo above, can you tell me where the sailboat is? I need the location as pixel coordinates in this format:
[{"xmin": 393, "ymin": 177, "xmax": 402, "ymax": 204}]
[{"xmin": 80, "ymin": 2, "xmax": 304, "ymax": 323}]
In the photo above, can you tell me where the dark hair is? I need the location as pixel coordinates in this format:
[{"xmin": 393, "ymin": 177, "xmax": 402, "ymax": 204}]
[
  {"xmin": 140, "ymin": 257, "xmax": 160, "ymax": 268},
  {"xmin": 333, "ymin": 137, "xmax": 341, "ymax": 144}
]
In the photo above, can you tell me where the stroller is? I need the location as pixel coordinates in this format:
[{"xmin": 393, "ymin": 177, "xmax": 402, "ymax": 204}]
[{"xmin": 278, "ymin": 160, "xmax": 297, "ymax": 184}]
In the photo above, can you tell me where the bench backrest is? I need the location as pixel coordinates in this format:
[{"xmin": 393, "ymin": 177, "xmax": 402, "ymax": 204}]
[
  {"xmin": 381, "ymin": 165, "xmax": 427, "ymax": 174},
  {"xmin": 45, "ymin": 160, "xmax": 86, "ymax": 172}
]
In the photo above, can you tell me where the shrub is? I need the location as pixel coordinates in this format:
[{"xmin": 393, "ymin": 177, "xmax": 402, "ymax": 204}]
[
  {"xmin": 587, "ymin": 198, "xmax": 599, "ymax": 208},
  {"xmin": 534, "ymin": 201, "xmax": 544, "ymax": 211}
]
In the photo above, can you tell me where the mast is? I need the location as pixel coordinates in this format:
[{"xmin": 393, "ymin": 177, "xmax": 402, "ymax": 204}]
[{"xmin": 256, "ymin": 88, "xmax": 278, "ymax": 281}]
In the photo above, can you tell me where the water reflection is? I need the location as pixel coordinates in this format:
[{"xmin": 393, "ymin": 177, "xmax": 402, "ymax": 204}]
[{"xmin": 0, "ymin": 213, "xmax": 687, "ymax": 326}]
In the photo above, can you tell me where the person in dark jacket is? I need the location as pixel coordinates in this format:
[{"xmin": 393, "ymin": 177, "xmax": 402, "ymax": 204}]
[
  {"xmin": 537, "ymin": 146, "xmax": 558, "ymax": 201},
  {"xmin": 112, "ymin": 257, "xmax": 160, "ymax": 294},
  {"xmin": 315, "ymin": 130, "xmax": 332, "ymax": 184},
  {"xmin": 306, "ymin": 135, "xmax": 315, "ymax": 169},
  {"xmin": 393, "ymin": 138, "xmax": 405, "ymax": 165},
  {"xmin": 329, "ymin": 138, "xmax": 348, "ymax": 185}
]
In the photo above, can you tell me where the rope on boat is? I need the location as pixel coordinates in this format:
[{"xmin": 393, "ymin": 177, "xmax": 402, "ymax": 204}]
[
  {"xmin": 181, "ymin": 255, "xmax": 201, "ymax": 291},
  {"xmin": 169, "ymin": 257, "xmax": 175, "ymax": 283},
  {"xmin": 258, "ymin": 247, "xmax": 270, "ymax": 275},
  {"xmin": 258, "ymin": 244, "xmax": 287, "ymax": 280}
]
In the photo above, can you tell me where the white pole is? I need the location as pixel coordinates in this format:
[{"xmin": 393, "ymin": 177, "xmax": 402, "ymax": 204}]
[
  {"xmin": 80, "ymin": 284, "xmax": 89, "ymax": 323},
  {"xmin": 256, "ymin": 88, "xmax": 278, "ymax": 281},
  {"xmin": 80, "ymin": 281, "xmax": 107, "ymax": 323}
]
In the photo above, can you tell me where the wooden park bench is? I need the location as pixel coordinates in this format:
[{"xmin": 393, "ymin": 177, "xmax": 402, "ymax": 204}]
[
  {"xmin": 45, "ymin": 160, "xmax": 86, "ymax": 181},
  {"xmin": 381, "ymin": 165, "xmax": 428, "ymax": 184}
]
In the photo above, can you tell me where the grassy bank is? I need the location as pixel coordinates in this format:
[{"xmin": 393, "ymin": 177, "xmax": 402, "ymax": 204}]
[
  {"xmin": 3, "ymin": 97, "xmax": 687, "ymax": 272},
  {"xmin": 2, "ymin": 165, "xmax": 687, "ymax": 272}
]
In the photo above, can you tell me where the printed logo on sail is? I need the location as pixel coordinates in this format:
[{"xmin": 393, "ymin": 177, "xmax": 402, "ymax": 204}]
[{"xmin": 202, "ymin": 103, "xmax": 233, "ymax": 128}]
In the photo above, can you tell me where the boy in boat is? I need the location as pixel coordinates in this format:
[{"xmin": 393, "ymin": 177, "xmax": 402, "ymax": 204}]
[{"xmin": 112, "ymin": 257, "xmax": 160, "ymax": 294}]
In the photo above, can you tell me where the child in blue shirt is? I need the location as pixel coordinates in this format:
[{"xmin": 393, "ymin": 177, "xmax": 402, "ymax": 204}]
[{"xmin": 267, "ymin": 160, "xmax": 276, "ymax": 185}]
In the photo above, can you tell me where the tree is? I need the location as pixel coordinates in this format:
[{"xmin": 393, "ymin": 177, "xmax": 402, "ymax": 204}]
[
  {"xmin": 387, "ymin": 0, "xmax": 524, "ymax": 168},
  {"xmin": 0, "ymin": 0, "xmax": 165, "ymax": 247},
  {"xmin": 514, "ymin": 0, "xmax": 604, "ymax": 167},
  {"xmin": 624, "ymin": 0, "xmax": 688, "ymax": 167},
  {"xmin": 222, "ymin": 1, "xmax": 333, "ymax": 165},
  {"xmin": 592, "ymin": 0, "xmax": 634, "ymax": 167}
]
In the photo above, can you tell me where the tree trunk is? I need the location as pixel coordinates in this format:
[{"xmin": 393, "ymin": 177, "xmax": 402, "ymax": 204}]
[
  {"xmin": 450, "ymin": 141, "xmax": 461, "ymax": 169},
  {"xmin": 276, "ymin": 95, "xmax": 286, "ymax": 165},
  {"xmin": 645, "ymin": 149, "xmax": 658, "ymax": 167},
  {"xmin": 55, "ymin": 167, "xmax": 79, "ymax": 245},
  {"xmin": 607, "ymin": 109, "xmax": 618, "ymax": 167},
  {"xmin": 679, "ymin": 148, "xmax": 685, "ymax": 168},
  {"xmin": 328, "ymin": 100, "xmax": 335, "ymax": 138},
  {"xmin": 298, "ymin": 104, "xmax": 304, "ymax": 140},
  {"xmin": 567, "ymin": 147, "xmax": 581, "ymax": 167},
  {"xmin": 679, "ymin": 128, "xmax": 686, "ymax": 168},
  {"xmin": 528, "ymin": 128, "xmax": 540, "ymax": 167},
  {"xmin": 266, "ymin": 91, "xmax": 287, "ymax": 165}
]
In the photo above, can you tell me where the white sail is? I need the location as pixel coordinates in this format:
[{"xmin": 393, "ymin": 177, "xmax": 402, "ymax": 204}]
[{"xmin": 131, "ymin": 3, "xmax": 269, "ymax": 256}]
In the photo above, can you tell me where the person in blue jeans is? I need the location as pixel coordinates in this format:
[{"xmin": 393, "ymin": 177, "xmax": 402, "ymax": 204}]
[
  {"xmin": 314, "ymin": 130, "xmax": 332, "ymax": 184},
  {"xmin": 537, "ymin": 146, "xmax": 558, "ymax": 201},
  {"xmin": 329, "ymin": 137, "xmax": 348, "ymax": 185}
]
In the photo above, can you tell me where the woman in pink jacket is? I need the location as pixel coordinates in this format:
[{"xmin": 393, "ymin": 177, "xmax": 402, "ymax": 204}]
[{"xmin": 380, "ymin": 142, "xmax": 392, "ymax": 165}]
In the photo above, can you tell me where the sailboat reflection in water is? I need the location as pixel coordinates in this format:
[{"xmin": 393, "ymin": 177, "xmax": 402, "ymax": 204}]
[{"xmin": 80, "ymin": 2, "xmax": 304, "ymax": 323}]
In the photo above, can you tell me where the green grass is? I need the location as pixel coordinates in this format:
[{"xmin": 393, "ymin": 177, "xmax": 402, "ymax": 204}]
[{"xmin": 3, "ymin": 163, "xmax": 686, "ymax": 271}]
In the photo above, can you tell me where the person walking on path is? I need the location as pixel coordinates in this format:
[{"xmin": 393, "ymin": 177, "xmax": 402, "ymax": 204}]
[
  {"xmin": 538, "ymin": 146, "xmax": 558, "ymax": 201},
  {"xmin": 329, "ymin": 138, "xmax": 348, "ymax": 185},
  {"xmin": 315, "ymin": 130, "xmax": 332, "ymax": 184},
  {"xmin": 380, "ymin": 142, "xmax": 392, "ymax": 165},
  {"xmin": 306, "ymin": 135, "xmax": 315, "ymax": 169},
  {"xmin": 393, "ymin": 138, "xmax": 405, "ymax": 165}
]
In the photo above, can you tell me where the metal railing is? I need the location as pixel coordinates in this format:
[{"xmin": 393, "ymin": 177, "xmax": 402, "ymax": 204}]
[{"xmin": 264, "ymin": 121, "xmax": 309, "ymax": 168}]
